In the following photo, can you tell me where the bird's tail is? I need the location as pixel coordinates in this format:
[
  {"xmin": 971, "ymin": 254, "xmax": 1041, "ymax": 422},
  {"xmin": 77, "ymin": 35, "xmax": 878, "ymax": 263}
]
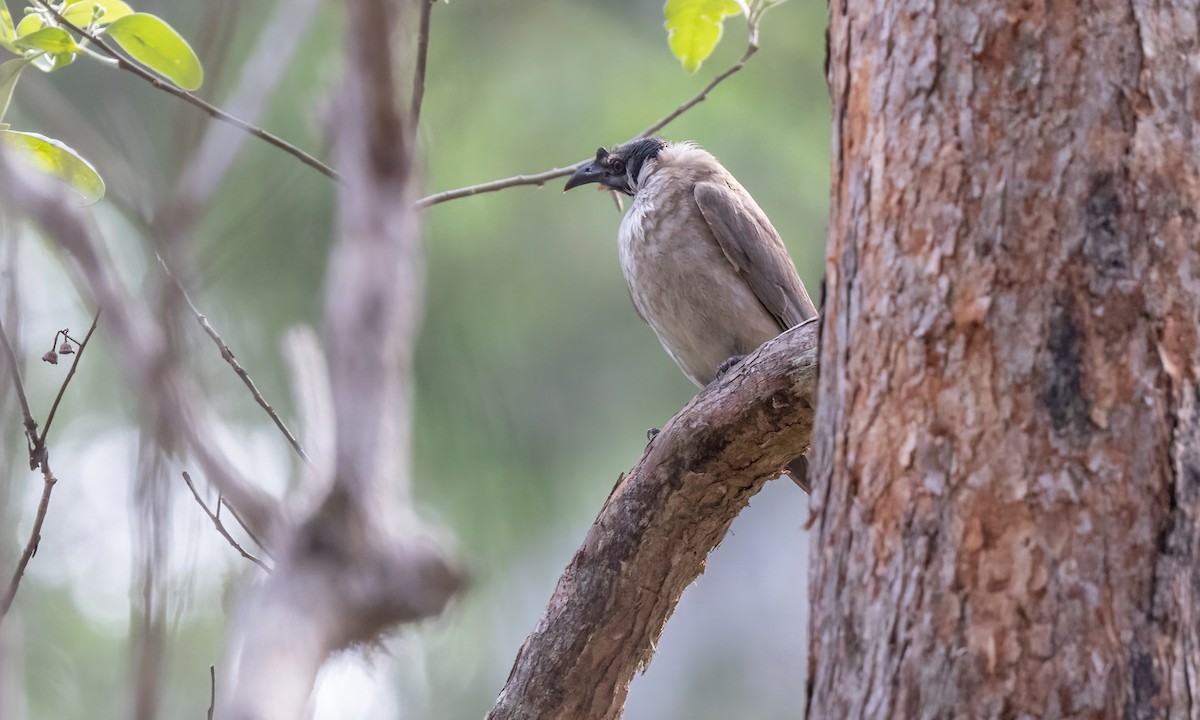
[{"xmin": 784, "ymin": 455, "xmax": 810, "ymax": 493}]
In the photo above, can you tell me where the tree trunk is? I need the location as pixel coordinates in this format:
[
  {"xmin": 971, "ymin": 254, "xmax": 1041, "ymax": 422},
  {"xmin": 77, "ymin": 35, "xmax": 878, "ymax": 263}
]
[{"xmin": 809, "ymin": 0, "xmax": 1200, "ymax": 717}]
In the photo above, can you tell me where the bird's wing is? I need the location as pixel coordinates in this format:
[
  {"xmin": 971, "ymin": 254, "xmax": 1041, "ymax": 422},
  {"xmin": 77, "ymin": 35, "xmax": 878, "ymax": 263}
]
[{"xmin": 694, "ymin": 180, "xmax": 817, "ymax": 330}]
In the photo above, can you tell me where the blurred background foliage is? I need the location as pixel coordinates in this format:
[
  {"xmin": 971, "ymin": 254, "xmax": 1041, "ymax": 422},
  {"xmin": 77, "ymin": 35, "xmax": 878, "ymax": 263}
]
[{"xmin": 0, "ymin": 0, "xmax": 829, "ymax": 717}]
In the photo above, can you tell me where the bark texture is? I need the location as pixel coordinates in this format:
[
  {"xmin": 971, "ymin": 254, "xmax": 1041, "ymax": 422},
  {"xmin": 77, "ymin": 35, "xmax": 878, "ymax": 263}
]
[
  {"xmin": 488, "ymin": 321, "xmax": 817, "ymax": 720},
  {"xmin": 810, "ymin": 0, "xmax": 1200, "ymax": 717}
]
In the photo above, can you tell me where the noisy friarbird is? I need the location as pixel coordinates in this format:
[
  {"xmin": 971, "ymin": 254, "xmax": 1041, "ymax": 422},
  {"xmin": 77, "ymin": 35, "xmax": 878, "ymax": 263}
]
[{"xmin": 565, "ymin": 137, "xmax": 817, "ymax": 491}]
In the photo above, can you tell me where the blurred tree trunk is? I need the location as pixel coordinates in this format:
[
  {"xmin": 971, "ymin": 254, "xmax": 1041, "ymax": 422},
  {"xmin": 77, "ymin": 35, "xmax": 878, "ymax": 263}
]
[{"xmin": 809, "ymin": 0, "xmax": 1200, "ymax": 716}]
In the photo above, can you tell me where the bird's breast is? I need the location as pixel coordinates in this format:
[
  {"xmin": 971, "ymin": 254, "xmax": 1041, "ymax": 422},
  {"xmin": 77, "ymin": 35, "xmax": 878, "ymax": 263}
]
[{"xmin": 618, "ymin": 181, "xmax": 781, "ymax": 387}]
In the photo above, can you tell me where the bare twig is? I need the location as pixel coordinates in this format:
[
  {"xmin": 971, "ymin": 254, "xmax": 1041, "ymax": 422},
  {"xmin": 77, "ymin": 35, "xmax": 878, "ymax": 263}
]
[
  {"xmin": 0, "ymin": 316, "xmax": 37, "ymax": 448},
  {"xmin": 35, "ymin": 311, "xmax": 100, "ymax": 461},
  {"xmin": 410, "ymin": 0, "xmax": 437, "ymax": 135},
  {"xmin": 1, "ymin": 307, "xmax": 100, "ymax": 621},
  {"xmin": 0, "ymin": 155, "xmax": 280, "ymax": 544},
  {"xmin": 415, "ymin": 37, "xmax": 760, "ymax": 209},
  {"xmin": 0, "ymin": 458, "xmax": 58, "ymax": 622},
  {"xmin": 414, "ymin": 161, "xmax": 593, "ymax": 209},
  {"xmin": 182, "ymin": 472, "xmax": 271, "ymax": 572},
  {"xmin": 158, "ymin": 257, "xmax": 310, "ymax": 464},
  {"xmin": 168, "ymin": 0, "xmax": 324, "ymax": 213},
  {"xmin": 219, "ymin": 496, "xmax": 270, "ymax": 557},
  {"xmin": 488, "ymin": 321, "xmax": 818, "ymax": 720},
  {"xmin": 635, "ymin": 43, "xmax": 758, "ymax": 140},
  {"xmin": 32, "ymin": 0, "xmax": 340, "ymax": 181},
  {"xmin": 207, "ymin": 666, "xmax": 216, "ymax": 720}
]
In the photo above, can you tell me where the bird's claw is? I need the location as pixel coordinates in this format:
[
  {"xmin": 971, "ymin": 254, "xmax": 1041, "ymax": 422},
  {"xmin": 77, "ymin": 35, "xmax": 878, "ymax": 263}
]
[
  {"xmin": 646, "ymin": 427, "xmax": 660, "ymax": 443},
  {"xmin": 714, "ymin": 354, "xmax": 746, "ymax": 379}
]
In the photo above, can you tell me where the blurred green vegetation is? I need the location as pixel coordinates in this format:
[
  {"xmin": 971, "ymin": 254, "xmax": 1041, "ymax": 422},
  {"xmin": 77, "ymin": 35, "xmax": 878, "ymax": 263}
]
[{"xmin": 0, "ymin": 0, "xmax": 829, "ymax": 717}]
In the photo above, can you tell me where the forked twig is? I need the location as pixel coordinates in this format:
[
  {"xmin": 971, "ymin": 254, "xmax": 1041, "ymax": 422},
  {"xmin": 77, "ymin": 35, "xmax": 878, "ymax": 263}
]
[
  {"xmin": 35, "ymin": 311, "xmax": 101, "ymax": 461},
  {"xmin": 182, "ymin": 472, "xmax": 271, "ymax": 572},
  {"xmin": 0, "ymin": 310, "xmax": 101, "ymax": 621}
]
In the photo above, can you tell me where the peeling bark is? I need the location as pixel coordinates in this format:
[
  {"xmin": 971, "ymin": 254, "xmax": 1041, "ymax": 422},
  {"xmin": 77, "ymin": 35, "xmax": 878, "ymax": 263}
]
[
  {"xmin": 810, "ymin": 0, "xmax": 1200, "ymax": 716},
  {"xmin": 488, "ymin": 321, "xmax": 818, "ymax": 720}
]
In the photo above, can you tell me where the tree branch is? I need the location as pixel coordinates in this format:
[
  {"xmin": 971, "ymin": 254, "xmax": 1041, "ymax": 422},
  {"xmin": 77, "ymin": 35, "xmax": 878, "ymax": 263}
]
[
  {"xmin": 32, "ymin": 0, "xmax": 340, "ymax": 181},
  {"xmin": 487, "ymin": 319, "xmax": 818, "ymax": 720},
  {"xmin": 414, "ymin": 37, "xmax": 760, "ymax": 210},
  {"xmin": 410, "ymin": 0, "xmax": 436, "ymax": 135},
  {"xmin": 218, "ymin": 0, "xmax": 462, "ymax": 714},
  {"xmin": 35, "ymin": 311, "xmax": 100, "ymax": 462},
  {"xmin": 0, "ymin": 315, "xmax": 37, "ymax": 450},
  {"xmin": 0, "ymin": 154, "xmax": 280, "ymax": 545},
  {"xmin": 159, "ymin": 257, "xmax": 309, "ymax": 464},
  {"xmin": 0, "ymin": 457, "xmax": 58, "ymax": 622},
  {"xmin": 182, "ymin": 472, "xmax": 271, "ymax": 572},
  {"xmin": 1, "ymin": 309, "xmax": 100, "ymax": 621}
]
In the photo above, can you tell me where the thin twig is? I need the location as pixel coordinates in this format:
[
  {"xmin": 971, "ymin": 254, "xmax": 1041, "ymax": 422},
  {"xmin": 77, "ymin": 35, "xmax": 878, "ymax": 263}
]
[
  {"xmin": 32, "ymin": 0, "xmax": 340, "ymax": 182},
  {"xmin": 182, "ymin": 472, "xmax": 271, "ymax": 572},
  {"xmin": 219, "ymin": 497, "xmax": 270, "ymax": 561},
  {"xmin": 0, "ymin": 308, "xmax": 101, "ymax": 621},
  {"xmin": 635, "ymin": 43, "xmax": 758, "ymax": 140},
  {"xmin": 0, "ymin": 315, "xmax": 36, "ymax": 449},
  {"xmin": 410, "ymin": 0, "xmax": 437, "ymax": 134},
  {"xmin": 0, "ymin": 154, "xmax": 280, "ymax": 547},
  {"xmin": 414, "ymin": 161, "xmax": 592, "ymax": 209},
  {"xmin": 35, "ymin": 311, "xmax": 101, "ymax": 460},
  {"xmin": 158, "ymin": 256, "xmax": 310, "ymax": 464},
  {"xmin": 0, "ymin": 457, "xmax": 58, "ymax": 621},
  {"xmin": 208, "ymin": 666, "xmax": 216, "ymax": 720},
  {"xmin": 414, "ymin": 38, "xmax": 760, "ymax": 209}
]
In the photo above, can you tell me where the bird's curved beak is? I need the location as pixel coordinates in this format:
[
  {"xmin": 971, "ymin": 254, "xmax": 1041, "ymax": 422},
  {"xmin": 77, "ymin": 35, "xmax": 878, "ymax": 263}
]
[{"xmin": 564, "ymin": 162, "xmax": 604, "ymax": 192}]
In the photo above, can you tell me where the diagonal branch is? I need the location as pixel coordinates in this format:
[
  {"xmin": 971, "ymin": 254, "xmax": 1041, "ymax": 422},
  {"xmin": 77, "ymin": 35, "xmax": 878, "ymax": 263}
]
[
  {"xmin": 487, "ymin": 319, "xmax": 818, "ymax": 720},
  {"xmin": 32, "ymin": 0, "xmax": 340, "ymax": 181},
  {"xmin": 159, "ymin": 257, "xmax": 309, "ymax": 464},
  {"xmin": 414, "ymin": 39, "xmax": 760, "ymax": 209},
  {"xmin": 0, "ymin": 457, "xmax": 58, "ymax": 621},
  {"xmin": 182, "ymin": 472, "xmax": 271, "ymax": 573}
]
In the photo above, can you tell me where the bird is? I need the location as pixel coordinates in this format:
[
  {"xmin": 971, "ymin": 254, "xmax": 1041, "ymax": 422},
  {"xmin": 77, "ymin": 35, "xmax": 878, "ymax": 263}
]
[{"xmin": 564, "ymin": 137, "xmax": 817, "ymax": 490}]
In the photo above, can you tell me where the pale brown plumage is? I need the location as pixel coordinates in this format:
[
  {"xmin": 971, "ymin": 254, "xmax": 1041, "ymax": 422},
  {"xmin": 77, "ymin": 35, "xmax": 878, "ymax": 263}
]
[{"xmin": 565, "ymin": 138, "xmax": 815, "ymax": 489}]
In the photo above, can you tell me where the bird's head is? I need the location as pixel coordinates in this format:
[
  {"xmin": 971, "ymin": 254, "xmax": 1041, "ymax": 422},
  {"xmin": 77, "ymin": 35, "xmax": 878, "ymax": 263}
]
[{"xmin": 564, "ymin": 137, "xmax": 667, "ymax": 197}]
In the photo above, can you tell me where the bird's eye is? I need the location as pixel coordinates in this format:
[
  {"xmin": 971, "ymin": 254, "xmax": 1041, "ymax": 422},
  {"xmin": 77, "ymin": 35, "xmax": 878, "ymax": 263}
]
[{"xmin": 609, "ymin": 158, "xmax": 626, "ymax": 174}]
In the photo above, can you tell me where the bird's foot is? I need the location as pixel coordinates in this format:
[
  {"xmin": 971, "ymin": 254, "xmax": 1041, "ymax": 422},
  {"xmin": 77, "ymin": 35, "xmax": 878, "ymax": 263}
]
[
  {"xmin": 646, "ymin": 427, "xmax": 660, "ymax": 443},
  {"xmin": 714, "ymin": 354, "xmax": 746, "ymax": 380}
]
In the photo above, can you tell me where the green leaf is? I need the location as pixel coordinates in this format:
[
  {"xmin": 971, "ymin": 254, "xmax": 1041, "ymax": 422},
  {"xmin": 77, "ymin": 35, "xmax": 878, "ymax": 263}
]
[
  {"xmin": 14, "ymin": 12, "xmax": 42, "ymax": 38},
  {"xmin": 663, "ymin": 0, "xmax": 743, "ymax": 72},
  {"xmin": 0, "ymin": 56, "xmax": 30, "ymax": 121},
  {"xmin": 1, "ymin": 129, "xmax": 105, "ymax": 204},
  {"xmin": 0, "ymin": 2, "xmax": 15, "ymax": 54},
  {"xmin": 62, "ymin": 0, "xmax": 133, "ymax": 28},
  {"xmin": 104, "ymin": 13, "xmax": 203, "ymax": 90},
  {"xmin": 15, "ymin": 26, "xmax": 77, "ymax": 72},
  {"xmin": 15, "ymin": 26, "xmax": 77, "ymax": 54}
]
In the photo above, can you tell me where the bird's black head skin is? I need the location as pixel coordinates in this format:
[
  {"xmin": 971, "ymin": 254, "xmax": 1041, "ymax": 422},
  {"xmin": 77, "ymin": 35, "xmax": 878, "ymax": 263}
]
[{"xmin": 564, "ymin": 137, "xmax": 667, "ymax": 196}]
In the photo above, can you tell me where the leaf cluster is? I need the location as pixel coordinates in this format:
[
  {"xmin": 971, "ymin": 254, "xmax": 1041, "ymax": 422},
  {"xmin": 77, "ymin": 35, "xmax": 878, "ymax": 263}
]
[{"xmin": 0, "ymin": 0, "xmax": 203, "ymax": 203}]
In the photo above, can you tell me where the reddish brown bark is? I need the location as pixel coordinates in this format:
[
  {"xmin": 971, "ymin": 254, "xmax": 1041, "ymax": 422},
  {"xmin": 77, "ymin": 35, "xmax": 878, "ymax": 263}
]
[{"xmin": 810, "ymin": 0, "xmax": 1200, "ymax": 717}]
